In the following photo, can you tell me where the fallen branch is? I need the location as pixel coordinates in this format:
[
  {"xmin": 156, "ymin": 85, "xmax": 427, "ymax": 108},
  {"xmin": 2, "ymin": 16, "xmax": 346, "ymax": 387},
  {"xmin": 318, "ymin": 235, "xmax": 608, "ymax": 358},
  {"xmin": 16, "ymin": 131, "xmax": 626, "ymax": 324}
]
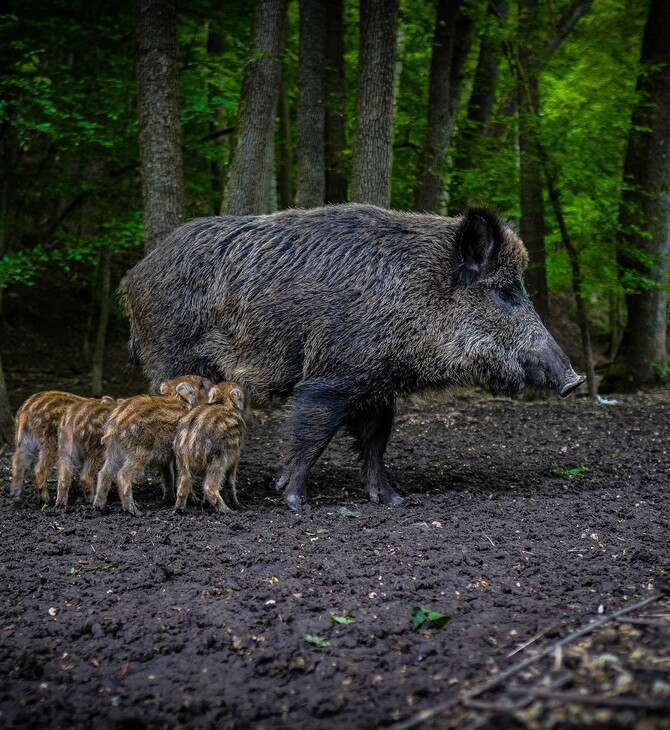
[
  {"xmin": 389, "ymin": 593, "xmax": 661, "ymax": 730},
  {"xmin": 509, "ymin": 687, "xmax": 670, "ymax": 711}
]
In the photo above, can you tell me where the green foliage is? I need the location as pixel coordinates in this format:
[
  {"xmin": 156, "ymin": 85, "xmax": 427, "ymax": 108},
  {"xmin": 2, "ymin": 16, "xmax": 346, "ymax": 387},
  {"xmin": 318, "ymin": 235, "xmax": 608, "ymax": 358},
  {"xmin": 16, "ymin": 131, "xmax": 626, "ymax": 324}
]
[
  {"xmin": 410, "ymin": 606, "xmax": 451, "ymax": 634},
  {"xmin": 0, "ymin": 213, "xmax": 142, "ymax": 288},
  {"xmin": 554, "ymin": 466, "xmax": 589, "ymax": 477},
  {"xmin": 0, "ymin": 0, "xmax": 662, "ymax": 364}
]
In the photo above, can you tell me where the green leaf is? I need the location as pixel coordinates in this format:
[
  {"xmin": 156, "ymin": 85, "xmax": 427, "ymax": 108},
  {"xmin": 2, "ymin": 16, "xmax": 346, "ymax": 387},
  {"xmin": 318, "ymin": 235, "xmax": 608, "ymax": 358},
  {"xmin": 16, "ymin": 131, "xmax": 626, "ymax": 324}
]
[
  {"xmin": 554, "ymin": 466, "xmax": 589, "ymax": 476},
  {"xmin": 331, "ymin": 613, "xmax": 354, "ymax": 625},
  {"xmin": 338, "ymin": 507, "xmax": 361, "ymax": 519},
  {"xmin": 305, "ymin": 634, "xmax": 333, "ymax": 648},
  {"xmin": 410, "ymin": 606, "xmax": 451, "ymax": 634}
]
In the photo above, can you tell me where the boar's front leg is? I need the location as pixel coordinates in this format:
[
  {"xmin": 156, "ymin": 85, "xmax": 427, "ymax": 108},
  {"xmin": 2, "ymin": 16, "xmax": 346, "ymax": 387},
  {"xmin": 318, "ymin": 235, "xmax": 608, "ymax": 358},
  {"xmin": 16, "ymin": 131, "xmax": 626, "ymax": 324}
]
[
  {"xmin": 348, "ymin": 402, "xmax": 403, "ymax": 506},
  {"xmin": 276, "ymin": 378, "xmax": 354, "ymax": 513}
]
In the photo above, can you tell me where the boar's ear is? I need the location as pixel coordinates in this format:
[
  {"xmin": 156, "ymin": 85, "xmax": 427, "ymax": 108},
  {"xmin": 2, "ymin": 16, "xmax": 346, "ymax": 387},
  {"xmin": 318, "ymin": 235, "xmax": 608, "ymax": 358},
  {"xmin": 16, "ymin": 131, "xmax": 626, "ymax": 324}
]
[
  {"xmin": 176, "ymin": 382, "xmax": 197, "ymax": 406},
  {"xmin": 230, "ymin": 388, "xmax": 245, "ymax": 412},
  {"xmin": 454, "ymin": 207, "xmax": 504, "ymax": 286}
]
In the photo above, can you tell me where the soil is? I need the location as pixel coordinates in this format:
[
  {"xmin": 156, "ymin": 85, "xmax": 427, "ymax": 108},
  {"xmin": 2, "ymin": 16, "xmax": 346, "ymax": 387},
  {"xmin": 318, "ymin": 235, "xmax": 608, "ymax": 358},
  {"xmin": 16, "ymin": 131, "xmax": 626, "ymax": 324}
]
[{"xmin": 1, "ymin": 283, "xmax": 669, "ymax": 730}]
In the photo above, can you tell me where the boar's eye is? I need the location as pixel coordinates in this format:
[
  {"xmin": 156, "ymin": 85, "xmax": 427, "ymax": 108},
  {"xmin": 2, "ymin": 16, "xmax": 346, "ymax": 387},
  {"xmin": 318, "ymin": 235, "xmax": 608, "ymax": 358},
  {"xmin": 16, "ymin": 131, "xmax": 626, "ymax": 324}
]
[{"xmin": 491, "ymin": 282, "xmax": 525, "ymax": 310}]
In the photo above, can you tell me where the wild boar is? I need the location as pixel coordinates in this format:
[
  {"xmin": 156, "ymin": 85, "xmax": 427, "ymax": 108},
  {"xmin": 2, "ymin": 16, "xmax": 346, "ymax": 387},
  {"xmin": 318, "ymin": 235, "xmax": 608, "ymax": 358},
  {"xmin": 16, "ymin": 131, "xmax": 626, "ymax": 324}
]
[
  {"xmin": 173, "ymin": 381, "xmax": 245, "ymax": 513},
  {"xmin": 10, "ymin": 390, "xmax": 88, "ymax": 503},
  {"xmin": 55, "ymin": 395, "xmax": 119, "ymax": 509},
  {"xmin": 92, "ymin": 375, "xmax": 214, "ymax": 516},
  {"xmin": 120, "ymin": 204, "xmax": 585, "ymax": 512}
]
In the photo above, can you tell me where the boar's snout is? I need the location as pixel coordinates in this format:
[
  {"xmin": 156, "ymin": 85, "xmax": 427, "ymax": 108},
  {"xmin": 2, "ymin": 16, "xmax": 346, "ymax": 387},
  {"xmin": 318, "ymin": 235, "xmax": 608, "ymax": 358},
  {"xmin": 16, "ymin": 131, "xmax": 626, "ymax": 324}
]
[
  {"xmin": 558, "ymin": 372, "xmax": 586, "ymax": 398},
  {"xmin": 524, "ymin": 334, "xmax": 585, "ymax": 398}
]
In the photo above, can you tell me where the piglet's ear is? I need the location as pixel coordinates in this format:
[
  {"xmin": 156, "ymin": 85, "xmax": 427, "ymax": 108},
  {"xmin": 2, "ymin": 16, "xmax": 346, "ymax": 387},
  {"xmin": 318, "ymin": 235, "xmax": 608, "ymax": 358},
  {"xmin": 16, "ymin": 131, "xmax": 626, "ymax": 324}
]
[
  {"xmin": 454, "ymin": 207, "xmax": 504, "ymax": 286},
  {"xmin": 207, "ymin": 387, "xmax": 218, "ymax": 404}
]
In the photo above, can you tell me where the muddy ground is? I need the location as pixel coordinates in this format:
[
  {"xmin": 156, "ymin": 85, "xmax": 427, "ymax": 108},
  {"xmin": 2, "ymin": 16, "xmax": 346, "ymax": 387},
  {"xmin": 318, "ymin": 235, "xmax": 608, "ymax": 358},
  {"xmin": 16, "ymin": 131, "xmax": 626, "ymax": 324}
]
[{"xmin": 0, "ymin": 287, "xmax": 669, "ymax": 729}]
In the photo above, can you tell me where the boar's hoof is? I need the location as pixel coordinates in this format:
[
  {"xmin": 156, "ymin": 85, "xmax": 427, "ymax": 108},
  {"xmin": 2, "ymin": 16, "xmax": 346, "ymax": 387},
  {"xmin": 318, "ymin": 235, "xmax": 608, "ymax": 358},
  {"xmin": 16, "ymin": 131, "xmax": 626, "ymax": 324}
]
[
  {"xmin": 369, "ymin": 485, "xmax": 404, "ymax": 506},
  {"xmin": 285, "ymin": 493, "xmax": 311, "ymax": 514}
]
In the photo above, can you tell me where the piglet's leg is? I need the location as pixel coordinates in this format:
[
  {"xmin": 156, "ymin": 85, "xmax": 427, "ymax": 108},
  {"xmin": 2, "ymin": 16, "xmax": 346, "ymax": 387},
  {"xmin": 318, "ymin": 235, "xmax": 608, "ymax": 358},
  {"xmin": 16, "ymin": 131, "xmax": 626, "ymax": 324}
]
[
  {"xmin": 174, "ymin": 469, "xmax": 193, "ymax": 512},
  {"xmin": 78, "ymin": 457, "xmax": 100, "ymax": 504},
  {"xmin": 117, "ymin": 460, "xmax": 145, "ymax": 517},
  {"xmin": 160, "ymin": 460, "xmax": 176, "ymax": 503},
  {"xmin": 55, "ymin": 459, "xmax": 74, "ymax": 509},
  {"xmin": 225, "ymin": 458, "xmax": 240, "ymax": 508},
  {"xmin": 10, "ymin": 447, "xmax": 29, "ymax": 500},
  {"xmin": 202, "ymin": 460, "xmax": 232, "ymax": 513},
  {"xmin": 276, "ymin": 378, "xmax": 353, "ymax": 513},
  {"xmin": 348, "ymin": 401, "xmax": 403, "ymax": 506},
  {"xmin": 35, "ymin": 445, "xmax": 56, "ymax": 504}
]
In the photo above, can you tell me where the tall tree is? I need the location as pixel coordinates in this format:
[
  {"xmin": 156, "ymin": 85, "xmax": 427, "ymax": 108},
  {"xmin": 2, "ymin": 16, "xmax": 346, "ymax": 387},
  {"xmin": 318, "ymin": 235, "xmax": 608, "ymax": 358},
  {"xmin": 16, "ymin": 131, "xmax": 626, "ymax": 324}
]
[
  {"xmin": 222, "ymin": 0, "xmax": 288, "ymax": 215},
  {"xmin": 133, "ymin": 0, "xmax": 184, "ymax": 253},
  {"xmin": 0, "ymin": 352, "xmax": 13, "ymax": 445},
  {"xmin": 449, "ymin": 2, "xmax": 506, "ymax": 213},
  {"xmin": 277, "ymin": 69, "xmax": 294, "ymax": 209},
  {"xmin": 516, "ymin": 0, "xmax": 593, "ymax": 321},
  {"xmin": 412, "ymin": 0, "xmax": 474, "ymax": 213},
  {"xmin": 351, "ymin": 0, "xmax": 398, "ymax": 208},
  {"xmin": 517, "ymin": 0, "xmax": 548, "ymax": 320},
  {"xmin": 296, "ymin": 0, "xmax": 326, "ymax": 208},
  {"xmin": 608, "ymin": 0, "xmax": 670, "ymax": 389},
  {"xmin": 324, "ymin": 0, "xmax": 348, "ymax": 204}
]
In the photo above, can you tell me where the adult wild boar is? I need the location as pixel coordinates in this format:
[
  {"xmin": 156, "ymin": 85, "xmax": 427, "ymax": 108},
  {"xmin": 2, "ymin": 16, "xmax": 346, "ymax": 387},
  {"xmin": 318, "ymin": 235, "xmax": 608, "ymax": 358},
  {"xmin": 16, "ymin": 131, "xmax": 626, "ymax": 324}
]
[{"xmin": 121, "ymin": 204, "xmax": 584, "ymax": 512}]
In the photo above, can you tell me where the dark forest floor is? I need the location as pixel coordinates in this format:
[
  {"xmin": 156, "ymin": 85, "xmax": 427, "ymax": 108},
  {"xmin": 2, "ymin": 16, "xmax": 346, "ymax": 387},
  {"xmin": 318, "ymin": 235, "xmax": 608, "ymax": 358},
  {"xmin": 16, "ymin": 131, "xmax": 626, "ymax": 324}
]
[{"xmin": 0, "ymin": 284, "xmax": 669, "ymax": 729}]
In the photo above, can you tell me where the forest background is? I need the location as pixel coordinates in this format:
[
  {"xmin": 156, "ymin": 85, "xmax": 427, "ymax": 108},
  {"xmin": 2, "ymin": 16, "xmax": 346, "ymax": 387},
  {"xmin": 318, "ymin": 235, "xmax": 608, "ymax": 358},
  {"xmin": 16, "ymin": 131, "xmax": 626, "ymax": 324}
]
[{"xmin": 0, "ymin": 0, "xmax": 669, "ymax": 444}]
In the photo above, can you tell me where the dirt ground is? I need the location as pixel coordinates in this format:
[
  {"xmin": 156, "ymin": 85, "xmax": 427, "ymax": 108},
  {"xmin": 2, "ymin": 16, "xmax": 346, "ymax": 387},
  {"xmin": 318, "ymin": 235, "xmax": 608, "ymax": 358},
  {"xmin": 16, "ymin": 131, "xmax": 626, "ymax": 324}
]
[{"xmin": 1, "ymin": 286, "xmax": 669, "ymax": 729}]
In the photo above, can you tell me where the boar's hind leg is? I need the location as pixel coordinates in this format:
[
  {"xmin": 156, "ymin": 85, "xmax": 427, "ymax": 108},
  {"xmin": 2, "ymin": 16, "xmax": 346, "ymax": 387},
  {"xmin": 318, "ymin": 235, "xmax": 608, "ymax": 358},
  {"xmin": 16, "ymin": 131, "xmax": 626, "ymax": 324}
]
[
  {"xmin": 349, "ymin": 403, "xmax": 403, "ymax": 506},
  {"xmin": 276, "ymin": 379, "xmax": 354, "ymax": 513}
]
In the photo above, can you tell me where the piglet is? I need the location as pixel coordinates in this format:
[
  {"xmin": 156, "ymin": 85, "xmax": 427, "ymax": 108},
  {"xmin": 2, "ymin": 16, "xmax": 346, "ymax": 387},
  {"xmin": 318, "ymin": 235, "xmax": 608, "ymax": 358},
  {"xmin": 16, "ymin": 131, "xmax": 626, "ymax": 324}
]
[
  {"xmin": 173, "ymin": 382, "xmax": 245, "ymax": 513},
  {"xmin": 11, "ymin": 390, "xmax": 88, "ymax": 503},
  {"xmin": 93, "ymin": 375, "xmax": 213, "ymax": 516},
  {"xmin": 56, "ymin": 395, "xmax": 119, "ymax": 509}
]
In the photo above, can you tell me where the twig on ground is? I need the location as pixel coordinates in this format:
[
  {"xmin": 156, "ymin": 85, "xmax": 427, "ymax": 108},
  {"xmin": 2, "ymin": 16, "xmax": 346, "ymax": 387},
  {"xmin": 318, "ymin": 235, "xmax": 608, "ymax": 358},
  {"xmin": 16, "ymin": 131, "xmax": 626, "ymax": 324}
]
[
  {"xmin": 389, "ymin": 593, "xmax": 661, "ymax": 730},
  {"xmin": 509, "ymin": 688, "xmax": 670, "ymax": 710}
]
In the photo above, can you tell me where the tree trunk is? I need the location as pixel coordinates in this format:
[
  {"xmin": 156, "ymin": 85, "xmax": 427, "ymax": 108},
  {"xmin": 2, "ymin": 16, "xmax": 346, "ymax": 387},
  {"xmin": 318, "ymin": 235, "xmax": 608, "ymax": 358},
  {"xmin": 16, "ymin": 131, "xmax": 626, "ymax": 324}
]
[
  {"xmin": 0, "ymin": 351, "xmax": 13, "ymax": 446},
  {"xmin": 222, "ymin": 0, "xmax": 288, "ymax": 216},
  {"xmin": 412, "ymin": 0, "xmax": 474, "ymax": 213},
  {"xmin": 207, "ymin": 26, "xmax": 227, "ymax": 213},
  {"xmin": 608, "ymin": 0, "xmax": 670, "ymax": 390},
  {"xmin": 277, "ymin": 70, "xmax": 294, "ymax": 209},
  {"xmin": 296, "ymin": 0, "xmax": 326, "ymax": 208},
  {"xmin": 91, "ymin": 247, "xmax": 111, "ymax": 397},
  {"xmin": 351, "ymin": 0, "xmax": 398, "ymax": 208},
  {"xmin": 518, "ymin": 0, "xmax": 549, "ymax": 322},
  {"xmin": 133, "ymin": 0, "xmax": 185, "ymax": 253},
  {"xmin": 324, "ymin": 0, "xmax": 348, "ymax": 204}
]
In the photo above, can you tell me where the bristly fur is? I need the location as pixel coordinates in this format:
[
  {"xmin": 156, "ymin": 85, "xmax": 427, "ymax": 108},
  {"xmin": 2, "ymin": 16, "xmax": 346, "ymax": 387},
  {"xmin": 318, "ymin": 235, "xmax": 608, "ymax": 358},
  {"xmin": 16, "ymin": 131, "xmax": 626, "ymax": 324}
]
[
  {"xmin": 120, "ymin": 203, "xmax": 580, "ymax": 511},
  {"xmin": 92, "ymin": 375, "xmax": 214, "ymax": 517}
]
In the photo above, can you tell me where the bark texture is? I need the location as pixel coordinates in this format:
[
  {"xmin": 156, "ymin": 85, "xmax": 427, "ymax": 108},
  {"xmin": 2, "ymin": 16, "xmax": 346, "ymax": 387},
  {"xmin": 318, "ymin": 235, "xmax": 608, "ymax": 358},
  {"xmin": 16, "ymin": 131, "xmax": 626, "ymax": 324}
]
[
  {"xmin": 296, "ymin": 0, "xmax": 326, "ymax": 208},
  {"xmin": 324, "ymin": 0, "xmax": 348, "ymax": 204},
  {"xmin": 609, "ymin": 0, "xmax": 670, "ymax": 389},
  {"xmin": 412, "ymin": 0, "xmax": 474, "ymax": 213},
  {"xmin": 351, "ymin": 0, "xmax": 398, "ymax": 208},
  {"xmin": 518, "ymin": 0, "xmax": 549, "ymax": 322},
  {"xmin": 133, "ymin": 0, "xmax": 184, "ymax": 253},
  {"xmin": 0, "ymin": 352, "xmax": 13, "ymax": 445},
  {"xmin": 222, "ymin": 0, "xmax": 288, "ymax": 215}
]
